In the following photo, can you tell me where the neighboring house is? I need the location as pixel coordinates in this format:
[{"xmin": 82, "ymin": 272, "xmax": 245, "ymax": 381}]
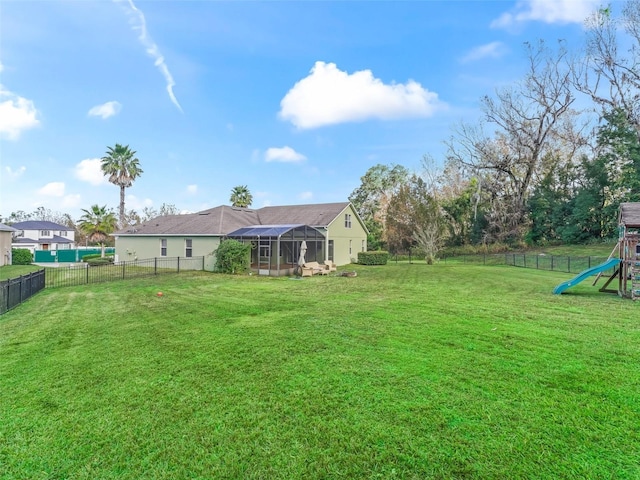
[
  {"xmin": 10, "ymin": 221, "xmax": 76, "ymax": 253},
  {"xmin": 0, "ymin": 223, "xmax": 17, "ymax": 266},
  {"xmin": 113, "ymin": 202, "xmax": 368, "ymax": 274}
]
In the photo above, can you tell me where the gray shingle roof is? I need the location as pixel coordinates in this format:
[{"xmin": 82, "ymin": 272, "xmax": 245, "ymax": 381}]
[
  {"xmin": 0, "ymin": 223, "xmax": 17, "ymax": 232},
  {"xmin": 11, "ymin": 221, "xmax": 74, "ymax": 231},
  {"xmin": 114, "ymin": 202, "xmax": 356, "ymax": 236},
  {"xmin": 257, "ymin": 202, "xmax": 350, "ymax": 226},
  {"xmin": 12, "ymin": 235, "xmax": 74, "ymax": 245},
  {"xmin": 115, "ymin": 205, "xmax": 260, "ymax": 235}
]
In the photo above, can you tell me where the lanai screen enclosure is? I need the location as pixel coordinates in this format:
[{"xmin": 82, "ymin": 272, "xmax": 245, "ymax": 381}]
[{"xmin": 226, "ymin": 224, "xmax": 325, "ymax": 276}]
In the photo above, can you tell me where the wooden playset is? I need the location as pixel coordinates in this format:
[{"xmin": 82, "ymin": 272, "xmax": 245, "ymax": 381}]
[{"xmin": 597, "ymin": 202, "xmax": 640, "ymax": 300}]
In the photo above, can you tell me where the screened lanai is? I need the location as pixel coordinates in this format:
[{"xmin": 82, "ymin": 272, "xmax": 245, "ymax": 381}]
[{"xmin": 226, "ymin": 224, "xmax": 325, "ymax": 276}]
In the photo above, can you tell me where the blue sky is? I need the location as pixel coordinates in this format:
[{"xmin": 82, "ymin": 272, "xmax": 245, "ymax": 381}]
[{"xmin": 0, "ymin": 0, "xmax": 602, "ymax": 220}]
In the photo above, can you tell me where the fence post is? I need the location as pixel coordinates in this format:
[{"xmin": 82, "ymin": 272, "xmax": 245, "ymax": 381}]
[
  {"xmin": 122, "ymin": 262, "xmax": 126, "ymax": 279},
  {"xmin": 536, "ymin": 255, "xmax": 539, "ymax": 269},
  {"xmin": 568, "ymin": 256, "xmax": 571, "ymax": 273},
  {"xmin": 588, "ymin": 257, "xmax": 591, "ymax": 269},
  {"xmin": 155, "ymin": 258, "xmax": 157, "ymax": 275},
  {"xmin": 177, "ymin": 257, "xmax": 180, "ymax": 273},
  {"xmin": 524, "ymin": 254, "xmax": 527, "ymax": 268},
  {"xmin": 551, "ymin": 256, "xmax": 554, "ymax": 271}
]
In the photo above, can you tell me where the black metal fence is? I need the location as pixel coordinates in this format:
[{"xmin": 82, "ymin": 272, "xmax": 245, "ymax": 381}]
[
  {"xmin": 440, "ymin": 253, "xmax": 614, "ymax": 275},
  {"xmin": 0, "ymin": 269, "xmax": 46, "ymax": 315},
  {"xmin": 46, "ymin": 256, "xmax": 205, "ymax": 288}
]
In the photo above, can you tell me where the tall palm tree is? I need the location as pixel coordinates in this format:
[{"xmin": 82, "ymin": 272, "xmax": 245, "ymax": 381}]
[
  {"xmin": 77, "ymin": 205, "xmax": 118, "ymax": 258},
  {"xmin": 101, "ymin": 144, "xmax": 143, "ymax": 227},
  {"xmin": 230, "ymin": 185, "xmax": 253, "ymax": 208}
]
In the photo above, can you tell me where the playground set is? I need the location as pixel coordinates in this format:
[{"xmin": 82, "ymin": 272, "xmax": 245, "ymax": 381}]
[{"xmin": 553, "ymin": 202, "xmax": 640, "ymax": 300}]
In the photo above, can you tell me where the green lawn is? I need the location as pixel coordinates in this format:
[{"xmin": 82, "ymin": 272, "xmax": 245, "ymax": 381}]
[
  {"xmin": 0, "ymin": 264, "xmax": 638, "ymax": 479},
  {"xmin": 0, "ymin": 265, "xmax": 42, "ymax": 280}
]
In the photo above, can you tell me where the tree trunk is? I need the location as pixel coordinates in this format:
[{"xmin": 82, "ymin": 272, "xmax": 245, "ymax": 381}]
[{"xmin": 119, "ymin": 185, "xmax": 126, "ymax": 228}]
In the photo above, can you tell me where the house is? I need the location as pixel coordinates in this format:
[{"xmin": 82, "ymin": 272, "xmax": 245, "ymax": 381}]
[
  {"xmin": 113, "ymin": 202, "xmax": 368, "ymax": 275},
  {"xmin": 10, "ymin": 221, "xmax": 76, "ymax": 253},
  {"xmin": 0, "ymin": 223, "xmax": 17, "ymax": 266}
]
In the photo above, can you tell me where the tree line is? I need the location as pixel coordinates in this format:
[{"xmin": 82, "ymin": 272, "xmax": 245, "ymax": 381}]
[{"xmin": 349, "ymin": 3, "xmax": 640, "ymax": 258}]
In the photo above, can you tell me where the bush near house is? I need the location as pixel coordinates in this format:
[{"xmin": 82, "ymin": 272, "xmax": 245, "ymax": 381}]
[
  {"xmin": 357, "ymin": 250, "xmax": 389, "ymax": 265},
  {"xmin": 11, "ymin": 249, "xmax": 33, "ymax": 265},
  {"xmin": 214, "ymin": 239, "xmax": 251, "ymax": 274},
  {"xmin": 82, "ymin": 254, "xmax": 115, "ymax": 266}
]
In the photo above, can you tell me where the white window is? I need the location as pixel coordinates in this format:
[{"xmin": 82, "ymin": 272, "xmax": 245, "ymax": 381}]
[
  {"xmin": 61, "ymin": 231, "xmax": 67, "ymax": 237},
  {"xmin": 160, "ymin": 239, "xmax": 167, "ymax": 257},
  {"xmin": 349, "ymin": 240, "xmax": 352, "ymax": 255},
  {"xmin": 362, "ymin": 240, "xmax": 365, "ymax": 251},
  {"xmin": 41, "ymin": 230, "xmax": 50, "ymax": 236},
  {"xmin": 345, "ymin": 214, "xmax": 352, "ymax": 228},
  {"xmin": 185, "ymin": 239, "xmax": 193, "ymax": 258}
]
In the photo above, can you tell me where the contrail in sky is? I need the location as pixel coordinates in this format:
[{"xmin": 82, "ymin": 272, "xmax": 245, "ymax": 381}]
[{"xmin": 116, "ymin": 0, "xmax": 183, "ymax": 112}]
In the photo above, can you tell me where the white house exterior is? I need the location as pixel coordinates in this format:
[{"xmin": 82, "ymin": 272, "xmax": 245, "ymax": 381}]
[
  {"xmin": 11, "ymin": 221, "xmax": 76, "ymax": 253},
  {"xmin": 0, "ymin": 223, "xmax": 16, "ymax": 266}
]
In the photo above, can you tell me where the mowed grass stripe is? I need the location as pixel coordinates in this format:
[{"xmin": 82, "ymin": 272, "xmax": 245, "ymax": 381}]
[{"xmin": 0, "ymin": 265, "xmax": 638, "ymax": 479}]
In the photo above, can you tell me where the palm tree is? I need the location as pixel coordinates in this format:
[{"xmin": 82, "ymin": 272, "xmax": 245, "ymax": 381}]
[
  {"xmin": 101, "ymin": 144, "xmax": 143, "ymax": 227},
  {"xmin": 230, "ymin": 185, "xmax": 253, "ymax": 208},
  {"xmin": 77, "ymin": 205, "xmax": 118, "ymax": 258}
]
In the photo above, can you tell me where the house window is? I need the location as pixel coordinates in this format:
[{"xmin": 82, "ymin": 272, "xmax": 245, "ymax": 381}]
[
  {"xmin": 349, "ymin": 240, "xmax": 352, "ymax": 255},
  {"xmin": 328, "ymin": 240, "xmax": 334, "ymax": 261},
  {"xmin": 345, "ymin": 214, "xmax": 352, "ymax": 228},
  {"xmin": 160, "ymin": 239, "xmax": 167, "ymax": 257},
  {"xmin": 362, "ymin": 240, "xmax": 365, "ymax": 251},
  {"xmin": 41, "ymin": 230, "xmax": 50, "ymax": 236},
  {"xmin": 61, "ymin": 231, "xmax": 67, "ymax": 237},
  {"xmin": 185, "ymin": 239, "xmax": 193, "ymax": 258}
]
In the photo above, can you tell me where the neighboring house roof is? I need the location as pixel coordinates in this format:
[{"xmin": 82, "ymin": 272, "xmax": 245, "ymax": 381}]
[
  {"xmin": 12, "ymin": 235, "xmax": 74, "ymax": 245},
  {"xmin": 114, "ymin": 202, "xmax": 367, "ymax": 237},
  {"xmin": 0, "ymin": 223, "xmax": 17, "ymax": 232},
  {"xmin": 11, "ymin": 220, "xmax": 74, "ymax": 231}
]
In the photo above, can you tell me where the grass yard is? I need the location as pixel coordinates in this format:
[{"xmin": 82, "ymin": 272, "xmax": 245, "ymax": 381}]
[
  {"xmin": 0, "ymin": 264, "xmax": 638, "ymax": 479},
  {"xmin": 0, "ymin": 265, "xmax": 42, "ymax": 281}
]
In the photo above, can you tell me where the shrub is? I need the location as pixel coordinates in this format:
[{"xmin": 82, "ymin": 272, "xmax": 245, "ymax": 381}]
[
  {"xmin": 214, "ymin": 239, "xmax": 251, "ymax": 274},
  {"xmin": 357, "ymin": 250, "xmax": 389, "ymax": 265},
  {"xmin": 85, "ymin": 257, "xmax": 114, "ymax": 266},
  {"xmin": 12, "ymin": 249, "xmax": 33, "ymax": 265}
]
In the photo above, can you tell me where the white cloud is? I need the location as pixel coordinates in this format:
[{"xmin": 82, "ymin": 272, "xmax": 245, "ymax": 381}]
[
  {"xmin": 62, "ymin": 194, "xmax": 82, "ymax": 209},
  {"xmin": 0, "ymin": 85, "xmax": 40, "ymax": 140},
  {"xmin": 460, "ymin": 42, "xmax": 508, "ymax": 63},
  {"xmin": 186, "ymin": 184, "xmax": 198, "ymax": 195},
  {"xmin": 74, "ymin": 158, "xmax": 109, "ymax": 186},
  {"xmin": 492, "ymin": 0, "xmax": 600, "ymax": 28},
  {"xmin": 4, "ymin": 165, "xmax": 26, "ymax": 180},
  {"xmin": 88, "ymin": 101, "xmax": 122, "ymax": 119},
  {"xmin": 298, "ymin": 191, "xmax": 313, "ymax": 201},
  {"xmin": 125, "ymin": 194, "xmax": 153, "ymax": 211},
  {"xmin": 38, "ymin": 182, "xmax": 65, "ymax": 197},
  {"xmin": 265, "ymin": 146, "xmax": 307, "ymax": 163},
  {"xmin": 279, "ymin": 61, "xmax": 444, "ymax": 129},
  {"xmin": 115, "ymin": 0, "xmax": 183, "ymax": 112}
]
